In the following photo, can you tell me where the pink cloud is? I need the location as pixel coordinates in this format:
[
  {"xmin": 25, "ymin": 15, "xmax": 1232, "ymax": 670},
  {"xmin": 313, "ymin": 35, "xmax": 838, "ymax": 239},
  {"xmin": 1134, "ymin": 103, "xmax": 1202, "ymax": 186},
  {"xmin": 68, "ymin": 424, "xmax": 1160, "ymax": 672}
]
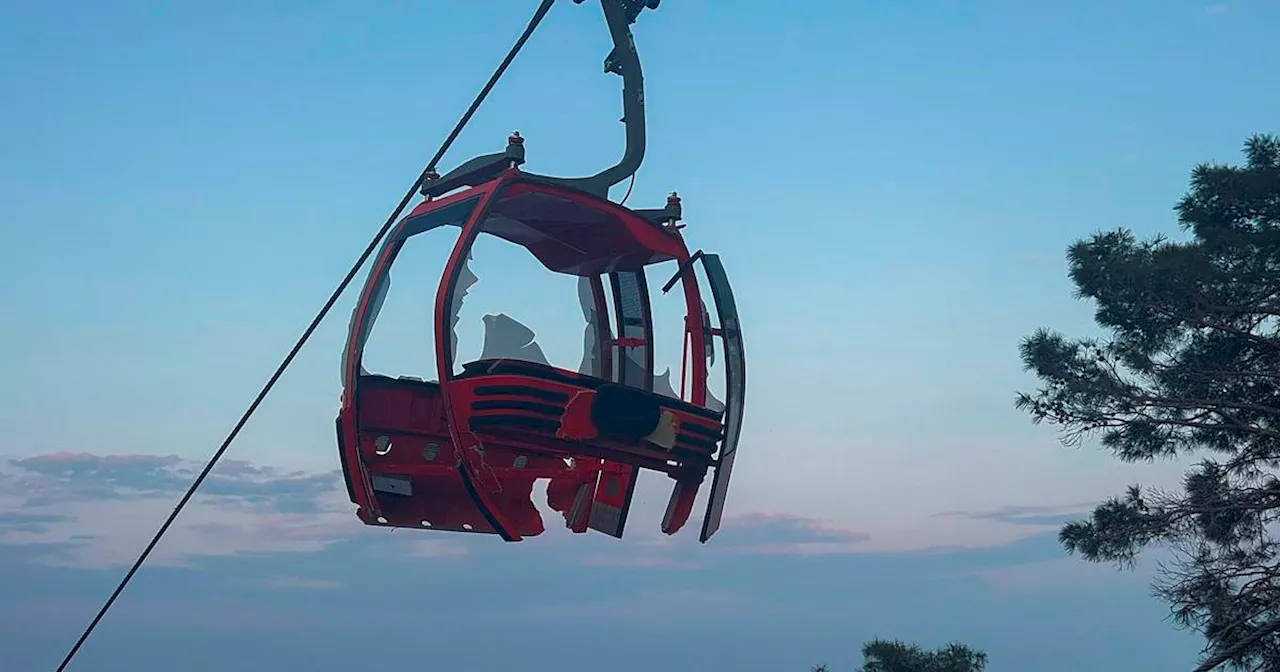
[
  {"xmin": 19, "ymin": 452, "xmax": 184, "ymax": 466},
  {"xmin": 718, "ymin": 512, "xmax": 873, "ymax": 556},
  {"xmin": 2, "ymin": 450, "xmax": 1089, "ymax": 571}
]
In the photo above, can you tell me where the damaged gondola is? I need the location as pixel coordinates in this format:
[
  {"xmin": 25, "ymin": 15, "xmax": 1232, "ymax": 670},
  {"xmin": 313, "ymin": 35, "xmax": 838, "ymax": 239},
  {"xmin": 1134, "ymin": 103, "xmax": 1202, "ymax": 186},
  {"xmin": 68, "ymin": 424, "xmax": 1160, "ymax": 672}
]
[{"xmin": 335, "ymin": 0, "xmax": 745, "ymax": 543}]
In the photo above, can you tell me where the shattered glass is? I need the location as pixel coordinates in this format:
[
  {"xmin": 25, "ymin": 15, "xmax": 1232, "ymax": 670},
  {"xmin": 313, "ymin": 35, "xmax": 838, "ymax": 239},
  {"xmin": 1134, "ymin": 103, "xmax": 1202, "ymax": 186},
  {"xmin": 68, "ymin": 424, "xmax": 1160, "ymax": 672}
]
[
  {"xmin": 577, "ymin": 277, "xmax": 604, "ymax": 377},
  {"xmin": 479, "ymin": 313, "xmax": 551, "ymax": 365}
]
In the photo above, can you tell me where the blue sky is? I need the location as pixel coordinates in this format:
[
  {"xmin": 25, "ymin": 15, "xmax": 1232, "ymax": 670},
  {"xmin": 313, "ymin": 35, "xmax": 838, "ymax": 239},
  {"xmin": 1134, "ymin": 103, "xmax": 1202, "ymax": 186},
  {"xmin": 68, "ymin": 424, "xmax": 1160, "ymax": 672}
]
[{"xmin": 1, "ymin": 0, "xmax": 1275, "ymax": 669}]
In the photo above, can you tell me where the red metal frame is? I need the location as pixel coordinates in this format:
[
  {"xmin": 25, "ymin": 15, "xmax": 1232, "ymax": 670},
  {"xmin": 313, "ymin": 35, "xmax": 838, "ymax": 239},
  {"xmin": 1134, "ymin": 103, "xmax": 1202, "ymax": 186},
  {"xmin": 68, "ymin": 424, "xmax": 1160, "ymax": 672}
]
[{"xmin": 337, "ymin": 167, "xmax": 738, "ymax": 542}]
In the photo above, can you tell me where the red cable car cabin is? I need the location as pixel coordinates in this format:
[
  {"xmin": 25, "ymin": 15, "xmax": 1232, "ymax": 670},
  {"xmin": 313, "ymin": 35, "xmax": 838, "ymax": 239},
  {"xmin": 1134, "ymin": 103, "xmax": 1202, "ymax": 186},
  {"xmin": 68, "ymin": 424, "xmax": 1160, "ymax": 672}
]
[{"xmin": 335, "ymin": 167, "xmax": 745, "ymax": 543}]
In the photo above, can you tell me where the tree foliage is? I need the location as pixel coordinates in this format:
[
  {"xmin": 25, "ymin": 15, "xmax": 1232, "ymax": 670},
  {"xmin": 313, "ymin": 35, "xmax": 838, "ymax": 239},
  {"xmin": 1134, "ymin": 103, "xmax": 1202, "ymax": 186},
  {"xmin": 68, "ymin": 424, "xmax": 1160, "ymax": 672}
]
[
  {"xmin": 856, "ymin": 639, "xmax": 988, "ymax": 672},
  {"xmin": 1016, "ymin": 133, "xmax": 1280, "ymax": 671},
  {"xmin": 810, "ymin": 639, "xmax": 987, "ymax": 671}
]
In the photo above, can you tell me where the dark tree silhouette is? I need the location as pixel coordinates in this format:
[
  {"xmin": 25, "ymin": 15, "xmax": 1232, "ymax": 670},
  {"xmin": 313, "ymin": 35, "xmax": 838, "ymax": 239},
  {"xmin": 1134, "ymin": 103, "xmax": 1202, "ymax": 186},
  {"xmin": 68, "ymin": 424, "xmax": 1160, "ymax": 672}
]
[
  {"xmin": 856, "ymin": 639, "xmax": 988, "ymax": 672},
  {"xmin": 810, "ymin": 639, "xmax": 987, "ymax": 671},
  {"xmin": 1016, "ymin": 133, "xmax": 1280, "ymax": 671}
]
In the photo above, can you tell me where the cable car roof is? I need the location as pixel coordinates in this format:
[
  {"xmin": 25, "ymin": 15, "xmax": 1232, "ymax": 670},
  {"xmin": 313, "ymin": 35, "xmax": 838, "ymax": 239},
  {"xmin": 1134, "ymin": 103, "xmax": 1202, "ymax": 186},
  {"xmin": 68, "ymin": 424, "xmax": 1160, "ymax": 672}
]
[{"xmin": 396, "ymin": 173, "xmax": 689, "ymax": 275}]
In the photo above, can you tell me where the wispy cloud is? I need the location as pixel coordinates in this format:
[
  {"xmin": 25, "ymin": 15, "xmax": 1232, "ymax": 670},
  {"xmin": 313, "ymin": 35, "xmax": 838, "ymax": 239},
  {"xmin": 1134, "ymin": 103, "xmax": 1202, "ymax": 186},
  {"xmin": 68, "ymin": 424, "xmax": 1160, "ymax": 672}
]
[
  {"xmin": 2, "ymin": 451, "xmax": 881, "ymax": 571},
  {"xmin": 1205, "ymin": 4, "xmax": 1228, "ymax": 16},
  {"xmin": 579, "ymin": 553, "xmax": 701, "ymax": 569},
  {"xmin": 0, "ymin": 452, "xmax": 358, "ymax": 568},
  {"xmin": 1, "ymin": 452, "xmax": 857, "ymax": 572},
  {"xmin": 932, "ymin": 502, "xmax": 1096, "ymax": 529},
  {"xmin": 1, "ymin": 451, "xmax": 1109, "ymax": 575},
  {"xmin": 0, "ymin": 453, "xmax": 1199, "ymax": 671},
  {"xmin": 720, "ymin": 512, "xmax": 872, "ymax": 555},
  {"xmin": 252, "ymin": 575, "xmax": 342, "ymax": 590},
  {"xmin": 567, "ymin": 512, "xmax": 875, "ymax": 568},
  {"xmin": 9, "ymin": 452, "xmax": 339, "ymax": 510},
  {"xmin": 0, "ymin": 511, "xmax": 74, "ymax": 533},
  {"xmin": 948, "ymin": 555, "xmax": 1156, "ymax": 593}
]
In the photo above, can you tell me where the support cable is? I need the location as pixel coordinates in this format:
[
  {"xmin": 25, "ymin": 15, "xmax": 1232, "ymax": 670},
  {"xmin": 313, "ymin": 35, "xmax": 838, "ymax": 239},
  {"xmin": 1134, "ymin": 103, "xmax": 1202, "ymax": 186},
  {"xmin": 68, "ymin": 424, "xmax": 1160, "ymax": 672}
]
[{"xmin": 52, "ymin": 2, "xmax": 558, "ymax": 669}]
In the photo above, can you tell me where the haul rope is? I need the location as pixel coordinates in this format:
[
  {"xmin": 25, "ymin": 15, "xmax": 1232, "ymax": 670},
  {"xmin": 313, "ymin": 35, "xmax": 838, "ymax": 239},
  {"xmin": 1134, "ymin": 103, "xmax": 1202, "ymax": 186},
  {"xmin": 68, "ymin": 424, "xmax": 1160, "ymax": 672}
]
[{"xmin": 53, "ymin": 2, "xmax": 558, "ymax": 669}]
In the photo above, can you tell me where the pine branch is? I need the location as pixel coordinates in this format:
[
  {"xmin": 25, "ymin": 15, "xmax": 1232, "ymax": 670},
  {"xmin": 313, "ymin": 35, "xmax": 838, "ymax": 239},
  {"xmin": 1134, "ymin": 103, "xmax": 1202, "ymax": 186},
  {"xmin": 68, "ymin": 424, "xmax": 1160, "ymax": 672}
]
[{"xmin": 1192, "ymin": 618, "xmax": 1280, "ymax": 671}]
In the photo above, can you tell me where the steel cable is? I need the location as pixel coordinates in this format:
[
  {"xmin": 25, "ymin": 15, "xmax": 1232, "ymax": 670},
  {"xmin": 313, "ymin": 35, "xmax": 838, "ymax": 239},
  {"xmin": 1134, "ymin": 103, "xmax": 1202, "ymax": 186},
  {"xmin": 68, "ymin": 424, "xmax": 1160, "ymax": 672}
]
[{"xmin": 52, "ymin": 1, "xmax": 558, "ymax": 669}]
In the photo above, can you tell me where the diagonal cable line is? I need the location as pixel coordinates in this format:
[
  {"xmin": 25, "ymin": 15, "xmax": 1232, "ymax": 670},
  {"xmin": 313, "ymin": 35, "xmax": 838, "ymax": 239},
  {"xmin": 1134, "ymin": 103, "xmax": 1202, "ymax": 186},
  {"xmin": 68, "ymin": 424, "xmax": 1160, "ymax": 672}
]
[{"xmin": 52, "ymin": 2, "xmax": 558, "ymax": 669}]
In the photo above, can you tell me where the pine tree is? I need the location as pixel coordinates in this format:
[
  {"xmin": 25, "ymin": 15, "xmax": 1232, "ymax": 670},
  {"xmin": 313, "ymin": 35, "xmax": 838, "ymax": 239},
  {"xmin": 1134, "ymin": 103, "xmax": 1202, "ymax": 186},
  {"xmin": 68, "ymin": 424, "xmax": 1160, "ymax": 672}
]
[
  {"xmin": 1016, "ymin": 133, "xmax": 1280, "ymax": 670},
  {"xmin": 857, "ymin": 639, "xmax": 988, "ymax": 672}
]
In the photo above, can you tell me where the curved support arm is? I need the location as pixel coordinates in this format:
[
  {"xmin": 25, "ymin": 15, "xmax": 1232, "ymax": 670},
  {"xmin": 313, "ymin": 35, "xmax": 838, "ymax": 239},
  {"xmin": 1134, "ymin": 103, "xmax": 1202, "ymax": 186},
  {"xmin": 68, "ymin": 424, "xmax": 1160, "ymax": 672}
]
[
  {"xmin": 585, "ymin": 0, "xmax": 649, "ymax": 191},
  {"xmin": 423, "ymin": 0, "xmax": 658, "ymax": 201},
  {"xmin": 527, "ymin": 0, "xmax": 655, "ymax": 198}
]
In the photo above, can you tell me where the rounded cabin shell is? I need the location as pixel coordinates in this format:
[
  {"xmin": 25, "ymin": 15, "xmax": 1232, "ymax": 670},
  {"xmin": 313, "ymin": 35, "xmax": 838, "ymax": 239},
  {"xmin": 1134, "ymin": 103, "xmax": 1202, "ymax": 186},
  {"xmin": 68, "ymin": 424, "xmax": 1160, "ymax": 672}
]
[{"xmin": 336, "ymin": 169, "xmax": 744, "ymax": 543}]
